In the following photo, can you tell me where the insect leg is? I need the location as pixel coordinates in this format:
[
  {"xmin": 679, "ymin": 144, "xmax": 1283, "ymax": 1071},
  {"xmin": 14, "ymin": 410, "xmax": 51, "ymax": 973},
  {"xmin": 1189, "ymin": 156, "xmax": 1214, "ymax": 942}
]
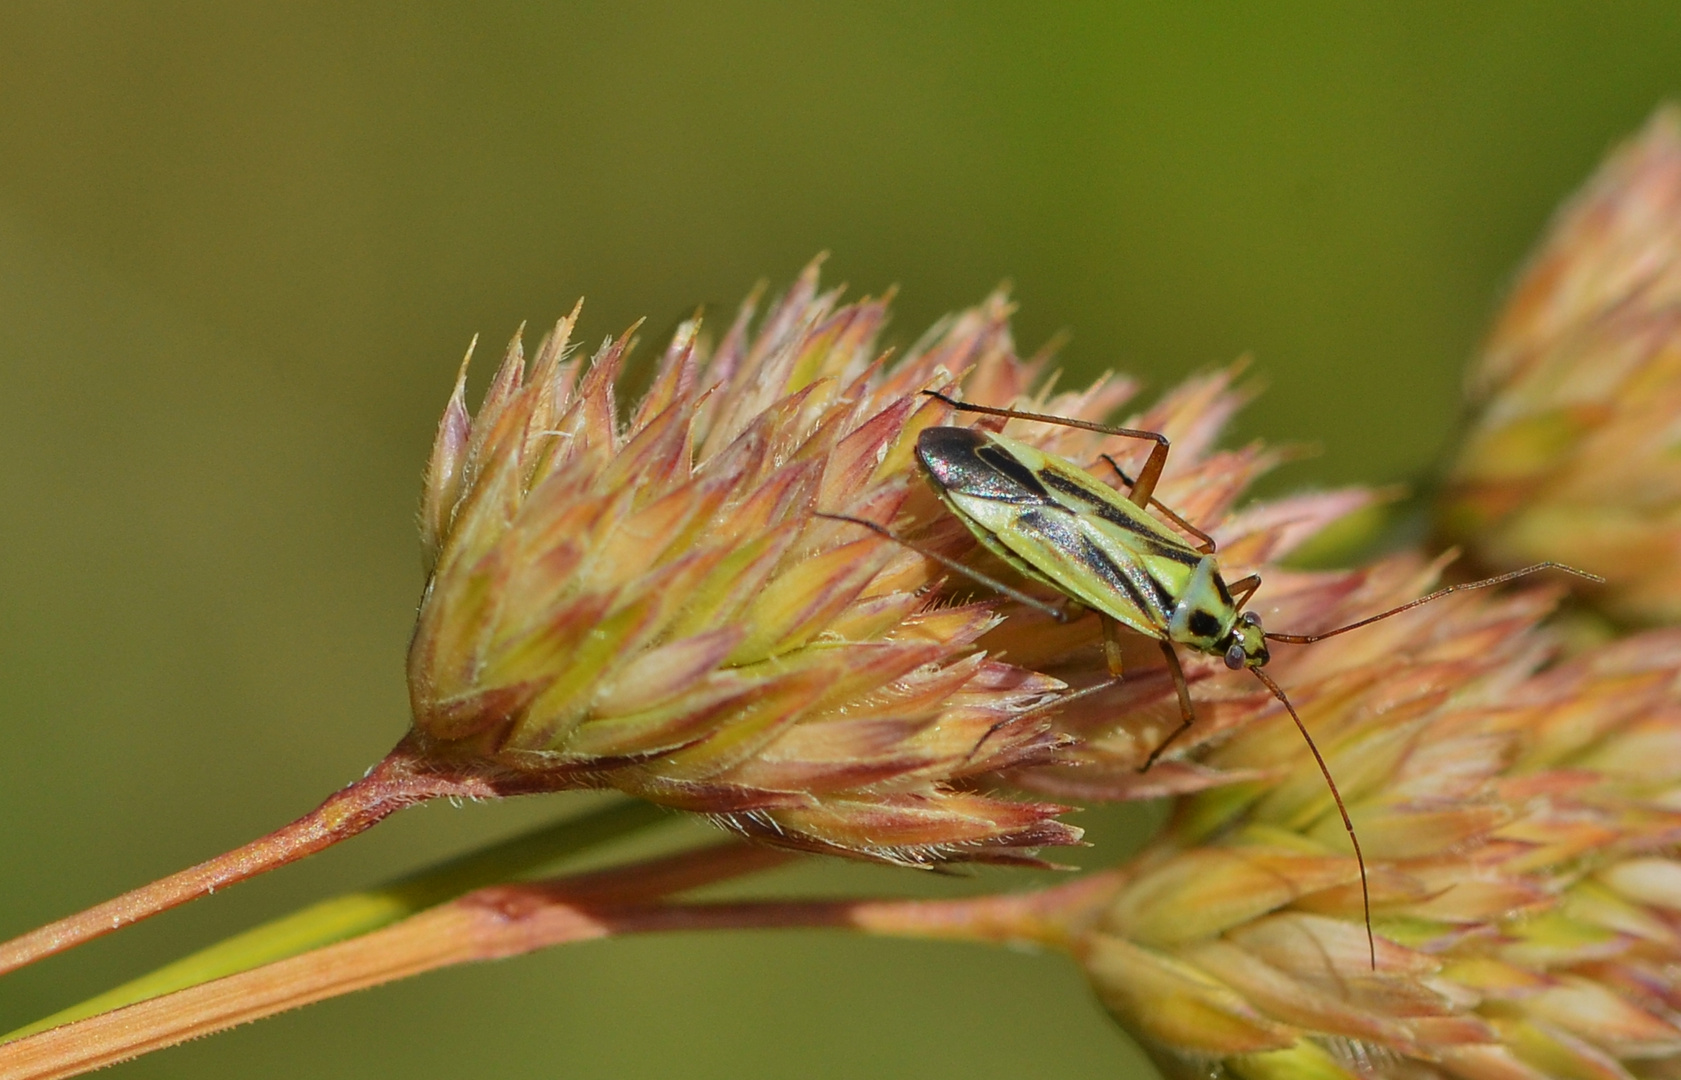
[
  {"xmin": 1098, "ymin": 613, "xmax": 1126, "ymax": 678},
  {"xmin": 815, "ymin": 512, "xmax": 1072, "ymax": 622},
  {"xmin": 1227, "ymin": 573, "xmax": 1261, "ymax": 609},
  {"xmin": 1099, "ymin": 454, "xmax": 1216, "ymax": 553},
  {"xmin": 961, "ymin": 614, "xmax": 1127, "ymax": 768},
  {"xmin": 1138, "ymin": 639, "xmax": 1196, "ymax": 772},
  {"xmin": 922, "ymin": 389, "xmax": 1172, "ymax": 506}
]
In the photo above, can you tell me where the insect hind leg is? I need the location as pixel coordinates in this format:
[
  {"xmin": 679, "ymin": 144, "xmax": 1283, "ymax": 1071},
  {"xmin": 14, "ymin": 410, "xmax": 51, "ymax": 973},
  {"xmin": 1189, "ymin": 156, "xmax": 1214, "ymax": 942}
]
[
  {"xmin": 921, "ymin": 389, "xmax": 1172, "ymax": 506},
  {"xmin": 1099, "ymin": 454, "xmax": 1216, "ymax": 553}
]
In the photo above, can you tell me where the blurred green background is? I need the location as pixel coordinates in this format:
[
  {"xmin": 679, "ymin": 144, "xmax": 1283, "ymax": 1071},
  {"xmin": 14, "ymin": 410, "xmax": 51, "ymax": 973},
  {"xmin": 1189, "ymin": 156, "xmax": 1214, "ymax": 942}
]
[{"xmin": 2, "ymin": 4, "xmax": 1679, "ymax": 1077}]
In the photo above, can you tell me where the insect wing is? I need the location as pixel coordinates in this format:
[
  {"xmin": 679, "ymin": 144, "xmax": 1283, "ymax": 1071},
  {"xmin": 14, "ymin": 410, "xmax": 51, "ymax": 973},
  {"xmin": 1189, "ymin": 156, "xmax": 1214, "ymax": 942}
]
[
  {"xmin": 936, "ymin": 434, "xmax": 1202, "ymax": 639},
  {"xmin": 990, "ymin": 436, "xmax": 1185, "ymax": 547}
]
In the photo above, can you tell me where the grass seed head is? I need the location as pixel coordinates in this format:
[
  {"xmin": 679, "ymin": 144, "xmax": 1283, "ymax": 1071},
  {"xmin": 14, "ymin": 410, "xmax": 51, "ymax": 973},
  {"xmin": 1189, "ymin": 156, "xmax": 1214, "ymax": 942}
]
[
  {"xmin": 1061, "ymin": 107, "xmax": 1681, "ymax": 1075},
  {"xmin": 406, "ymin": 262, "xmax": 1398, "ymax": 875},
  {"xmin": 1072, "ymin": 573, "xmax": 1681, "ymax": 1078},
  {"xmin": 1444, "ymin": 105, "xmax": 1681, "ymax": 622},
  {"xmin": 409, "ymin": 264, "xmax": 1096, "ymax": 866}
]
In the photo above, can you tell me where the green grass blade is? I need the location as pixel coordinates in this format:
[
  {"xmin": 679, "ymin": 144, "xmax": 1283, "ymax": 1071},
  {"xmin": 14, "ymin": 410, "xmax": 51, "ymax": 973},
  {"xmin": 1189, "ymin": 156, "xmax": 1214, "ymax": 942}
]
[{"xmin": 5, "ymin": 799, "xmax": 667, "ymax": 1041}]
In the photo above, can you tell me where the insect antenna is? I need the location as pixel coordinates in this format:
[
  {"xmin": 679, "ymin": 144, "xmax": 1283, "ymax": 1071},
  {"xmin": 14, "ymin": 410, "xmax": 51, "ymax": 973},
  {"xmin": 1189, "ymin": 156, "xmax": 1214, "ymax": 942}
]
[
  {"xmin": 1264, "ymin": 562, "xmax": 1604, "ymax": 645},
  {"xmin": 1250, "ymin": 666, "xmax": 1374, "ymax": 970},
  {"xmin": 814, "ymin": 513, "xmax": 1072, "ymax": 622}
]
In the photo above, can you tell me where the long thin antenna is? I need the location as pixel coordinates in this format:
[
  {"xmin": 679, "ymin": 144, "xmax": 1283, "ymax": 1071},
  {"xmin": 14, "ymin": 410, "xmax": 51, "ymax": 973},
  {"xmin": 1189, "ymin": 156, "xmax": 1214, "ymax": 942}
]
[
  {"xmin": 1265, "ymin": 562, "xmax": 1603, "ymax": 645},
  {"xmin": 815, "ymin": 512, "xmax": 1070, "ymax": 622},
  {"xmin": 1250, "ymin": 666, "xmax": 1374, "ymax": 970}
]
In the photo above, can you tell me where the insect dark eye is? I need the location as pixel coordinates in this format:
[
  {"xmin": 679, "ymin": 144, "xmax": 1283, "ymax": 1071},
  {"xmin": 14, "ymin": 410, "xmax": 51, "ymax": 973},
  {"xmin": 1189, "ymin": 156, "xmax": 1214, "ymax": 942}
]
[
  {"xmin": 1224, "ymin": 643, "xmax": 1246, "ymax": 670},
  {"xmin": 1241, "ymin": 611, "xmax": 1262, "ymax": 627}
]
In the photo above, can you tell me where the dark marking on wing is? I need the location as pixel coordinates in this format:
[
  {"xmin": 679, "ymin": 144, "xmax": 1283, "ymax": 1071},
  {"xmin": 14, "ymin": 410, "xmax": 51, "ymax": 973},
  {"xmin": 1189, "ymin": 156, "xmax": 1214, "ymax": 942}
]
[
  {"xmin": 1014, "ymin": 506, "xmax": 1082, "ymax": 553},
  {"xmin": 1074, "ymin": 536, "xmax": 1136, "ymax": 601},
  {"xmin": 1066, "ymin": 529, "xmax": 1161, "ymax": 620},
  {"xmin": 1014, "ymin": 507, "xmax": 1154, "ymax": 620},
  {"xmin": 1037, "ymin": 468, "xmax": 1201, "ymax": 563},
  {"xmin": 1038, "ymin": 471, "xmax": 1146, "ymax": 529},
  {"xmin": 1135, "ymin": 538, "xmax": 1201, "ymax": 568},
  {"xmin": 1144, "ymin": 570, "xmax": 1177, "ymax": 614},
  {"xmin": 918, "ymin": 428, "xmax": 1050, "ymax": 503},
  {"xmin": 1037, "ymin": 467, "xmax": 1112, "ymax": 506},
  {"xmin": 974, "ymin": 443, "xmax": 1052, "ymax": 499}
]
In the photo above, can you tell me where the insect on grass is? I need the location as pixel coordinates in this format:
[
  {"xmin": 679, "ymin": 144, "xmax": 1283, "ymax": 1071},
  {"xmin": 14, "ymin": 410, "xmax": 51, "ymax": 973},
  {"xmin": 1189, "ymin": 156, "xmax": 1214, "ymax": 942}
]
[{"xmin": 822, "ymin": 388, "xmax": 1602, "ymax": 968}]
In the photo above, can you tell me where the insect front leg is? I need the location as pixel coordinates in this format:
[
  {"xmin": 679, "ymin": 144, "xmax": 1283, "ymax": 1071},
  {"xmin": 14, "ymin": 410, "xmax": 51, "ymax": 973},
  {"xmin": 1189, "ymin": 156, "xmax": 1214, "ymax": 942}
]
[
  {"xmin": 1139, "ymin": 639, "xmax": 1196, "ymax": 772},
  {"xmin": 1100, "ymin": 616, "xmax": 1196, "ymax": 771},
  {"xmin": 1227, "ymin": 573, "xmax": 1261, "ymax": 609}
]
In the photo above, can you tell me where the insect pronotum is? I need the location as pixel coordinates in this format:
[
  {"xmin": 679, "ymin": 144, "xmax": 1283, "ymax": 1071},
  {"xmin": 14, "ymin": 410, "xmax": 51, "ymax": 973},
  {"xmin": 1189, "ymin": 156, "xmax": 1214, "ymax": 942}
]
[{"xmin": 822, "ymin": 389, "xmax": 1602, "ymax": 968}]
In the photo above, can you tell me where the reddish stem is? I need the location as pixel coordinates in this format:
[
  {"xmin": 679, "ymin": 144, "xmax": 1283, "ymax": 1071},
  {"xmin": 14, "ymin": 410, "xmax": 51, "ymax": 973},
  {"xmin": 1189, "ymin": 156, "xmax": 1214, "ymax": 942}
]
[
  {"xmin": 0, "ymin": 842, "xmax": 794, "ymax": 1080},
  {"xmin": 0, "ymin": 736, "xmax": 503, "ymax": 978},
  {"xmin": 0, "ymin": 858, "xmax": 1120, "ymax": 1080}
]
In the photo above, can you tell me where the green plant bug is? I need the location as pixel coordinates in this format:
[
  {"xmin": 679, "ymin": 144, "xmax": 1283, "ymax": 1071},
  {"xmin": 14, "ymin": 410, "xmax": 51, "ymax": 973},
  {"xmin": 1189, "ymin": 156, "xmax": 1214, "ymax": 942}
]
[{"xmin": 823, "ymin": 388, "xmax": 1602, "ymax": 967}]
